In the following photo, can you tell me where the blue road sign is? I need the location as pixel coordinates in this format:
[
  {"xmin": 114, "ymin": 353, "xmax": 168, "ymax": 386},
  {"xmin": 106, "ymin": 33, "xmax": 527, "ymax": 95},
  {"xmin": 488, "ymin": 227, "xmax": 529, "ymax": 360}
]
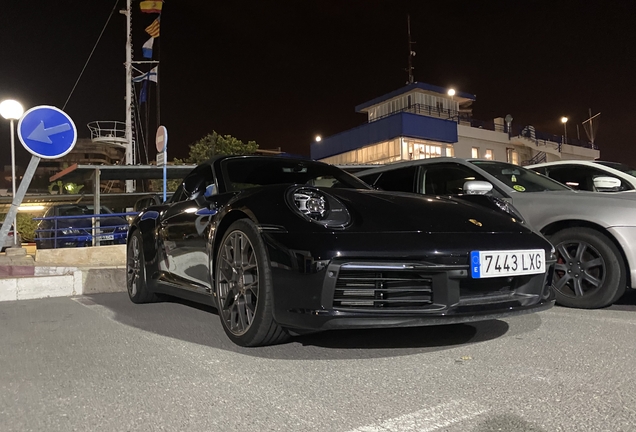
[{"xmin": 17, "ymin": 105, "xmax": 77, "ymax": 159}]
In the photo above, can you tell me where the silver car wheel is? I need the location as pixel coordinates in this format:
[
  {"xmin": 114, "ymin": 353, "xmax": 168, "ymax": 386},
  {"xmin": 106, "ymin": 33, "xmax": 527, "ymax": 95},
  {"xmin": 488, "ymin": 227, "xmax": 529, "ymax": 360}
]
[
  {"xmin": 217, "ymin": 230, "xmax": 259, "ymax": 336},
  {"xmin": 553, "ymin": 240, "xmax": 605, "ymax": 298}
]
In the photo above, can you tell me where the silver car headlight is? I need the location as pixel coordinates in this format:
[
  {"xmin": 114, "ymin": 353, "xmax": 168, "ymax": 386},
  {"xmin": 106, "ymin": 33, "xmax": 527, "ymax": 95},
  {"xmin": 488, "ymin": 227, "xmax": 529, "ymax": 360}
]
[
  {"xmin": 286, "ymin": 186, "xmax": 351, "ymax": 229},
  {"xmin": 489, "ymin": 197, "xmax": 526, "ymax": 224}
]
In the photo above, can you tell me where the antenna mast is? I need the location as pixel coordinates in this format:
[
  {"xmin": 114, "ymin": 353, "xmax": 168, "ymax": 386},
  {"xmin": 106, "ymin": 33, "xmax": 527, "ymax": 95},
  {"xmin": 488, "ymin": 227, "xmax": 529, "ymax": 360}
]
[{"xmin": 406, "ymin": 15, "xmax": 416, "ymax": 84}]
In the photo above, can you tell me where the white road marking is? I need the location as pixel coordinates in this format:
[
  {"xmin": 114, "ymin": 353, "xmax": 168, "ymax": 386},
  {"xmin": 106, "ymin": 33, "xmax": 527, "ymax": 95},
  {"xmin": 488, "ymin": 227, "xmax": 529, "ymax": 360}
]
[{"xmin": 346, "ymin": 399, "xmax": 489, "ymax": 432}]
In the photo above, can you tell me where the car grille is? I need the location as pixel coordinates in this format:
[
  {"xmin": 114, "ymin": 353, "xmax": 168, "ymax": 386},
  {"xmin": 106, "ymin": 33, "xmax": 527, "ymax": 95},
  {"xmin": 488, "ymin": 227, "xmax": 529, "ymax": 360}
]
[{"xmin": 333, "ymin": 269, "xmax": 433, "ymax": 309}]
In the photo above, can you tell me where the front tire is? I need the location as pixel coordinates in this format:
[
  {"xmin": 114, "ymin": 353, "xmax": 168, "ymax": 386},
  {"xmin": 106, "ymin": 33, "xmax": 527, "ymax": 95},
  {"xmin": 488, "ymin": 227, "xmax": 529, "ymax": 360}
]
[
  {"xmin": 214, "ymin": 219, "xmax": 289, "ymax": 347},
  {"xmin": 127, "ymin": 230, "xmax": 158, "ymax": 304},
  {"xmin": 549, "ymin": 227, "xmax": 626, "ymax": 309}
]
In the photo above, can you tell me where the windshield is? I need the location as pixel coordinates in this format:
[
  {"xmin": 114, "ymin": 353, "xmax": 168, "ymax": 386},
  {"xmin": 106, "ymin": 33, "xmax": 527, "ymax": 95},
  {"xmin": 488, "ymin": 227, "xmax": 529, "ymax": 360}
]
[
  {"xmin": 222, "ymin": 158, "xmax": 372, "ymax": 191},
  {"xmin": 470, "ymin": 160, "xmax": 571, "ymax": 192},
  {"xmin": 595, "ymin": 161, "xmax": 636, "ymax": 178}
]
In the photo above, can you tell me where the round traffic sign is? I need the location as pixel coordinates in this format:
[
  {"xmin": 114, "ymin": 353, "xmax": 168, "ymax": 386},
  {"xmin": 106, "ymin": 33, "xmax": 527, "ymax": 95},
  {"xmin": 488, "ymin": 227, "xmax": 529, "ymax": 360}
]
[
  {"xmin": 156, "ymin": 125, "xmax": 168, "ymax": 153},
  {"xmin": 17, "ymin": 105, "xmax": 77, "ymax": 159}
]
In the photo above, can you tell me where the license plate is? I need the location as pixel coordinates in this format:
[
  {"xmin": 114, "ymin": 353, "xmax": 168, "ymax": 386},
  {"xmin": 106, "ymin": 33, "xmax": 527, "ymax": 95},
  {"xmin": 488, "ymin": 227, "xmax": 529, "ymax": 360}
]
[
  {"xmin": 470, "ymin": 249, "xmax": 545, "ymax": 279},
  {"xmin": 101, "ymin": 234, "xmax": 114, "ymax": 241}
]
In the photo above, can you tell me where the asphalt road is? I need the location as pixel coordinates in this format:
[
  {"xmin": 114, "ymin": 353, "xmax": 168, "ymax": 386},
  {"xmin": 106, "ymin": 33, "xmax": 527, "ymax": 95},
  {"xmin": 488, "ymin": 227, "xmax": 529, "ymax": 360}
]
[{"xmin": 1, "ymin": 291, "xmax": 636, "ymax": 432}]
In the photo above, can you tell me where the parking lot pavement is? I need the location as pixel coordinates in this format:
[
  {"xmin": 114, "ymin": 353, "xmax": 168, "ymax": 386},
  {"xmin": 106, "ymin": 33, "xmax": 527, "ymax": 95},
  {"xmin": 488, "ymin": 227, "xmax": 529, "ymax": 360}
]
[{"xmin": 1, "ymin": 292, "xmax": 636, "ymax": 432}]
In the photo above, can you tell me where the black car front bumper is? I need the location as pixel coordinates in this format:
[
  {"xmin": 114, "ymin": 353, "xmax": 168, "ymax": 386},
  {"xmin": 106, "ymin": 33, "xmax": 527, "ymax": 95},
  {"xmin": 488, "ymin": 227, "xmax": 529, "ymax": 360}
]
[{"xmin": 264, "ymin": 231, "xmax": 556, "ymax": 331}]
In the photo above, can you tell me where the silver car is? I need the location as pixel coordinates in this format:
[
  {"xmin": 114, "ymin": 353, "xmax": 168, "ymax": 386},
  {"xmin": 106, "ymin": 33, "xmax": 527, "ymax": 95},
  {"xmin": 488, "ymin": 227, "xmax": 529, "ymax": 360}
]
[{"xmin": 356, "ymin": 158, "xmax": 636, "ymax": 309}]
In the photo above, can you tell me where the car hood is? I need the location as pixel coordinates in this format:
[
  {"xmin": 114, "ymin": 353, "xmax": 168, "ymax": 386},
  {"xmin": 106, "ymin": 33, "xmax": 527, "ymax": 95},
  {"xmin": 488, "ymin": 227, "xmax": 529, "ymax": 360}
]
[{"xmin": 292, "ymin": 188, "xmax": 530, "ymax": 234}]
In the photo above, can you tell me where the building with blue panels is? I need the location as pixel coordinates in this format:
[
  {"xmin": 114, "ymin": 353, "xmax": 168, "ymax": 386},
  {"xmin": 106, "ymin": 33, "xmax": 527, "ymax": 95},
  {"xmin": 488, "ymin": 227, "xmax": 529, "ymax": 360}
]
[{"xmin": 311, "ymin": 82, "xmax": 599, "ymax": 166}]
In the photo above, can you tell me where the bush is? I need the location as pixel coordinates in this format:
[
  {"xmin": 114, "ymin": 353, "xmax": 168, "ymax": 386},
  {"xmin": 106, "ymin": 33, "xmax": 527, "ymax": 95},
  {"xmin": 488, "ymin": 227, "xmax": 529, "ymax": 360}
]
[{"xmin": 0, "ymin": 213, "xmax": 40, "ymax": 242}]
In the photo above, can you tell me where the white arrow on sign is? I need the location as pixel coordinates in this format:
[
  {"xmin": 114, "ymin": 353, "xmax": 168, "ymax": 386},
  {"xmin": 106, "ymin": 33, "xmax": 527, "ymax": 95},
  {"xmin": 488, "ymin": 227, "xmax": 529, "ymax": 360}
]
[{"xmin": 27, "ymin": 121, "xmax": 72, "ymax": 144}]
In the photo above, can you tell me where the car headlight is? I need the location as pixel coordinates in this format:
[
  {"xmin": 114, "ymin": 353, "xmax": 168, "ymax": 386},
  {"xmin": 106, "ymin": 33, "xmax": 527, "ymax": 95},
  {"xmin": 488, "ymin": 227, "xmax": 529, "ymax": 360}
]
[
  {"xmin": 286, "ymin": 186, "xmax": 351, "ymax": 229},
  {"xmin": 489, "ymin": 197, "xmax": 526, "ymax": 224},
  {"xmin": 61, "ymin": 229, "xmax": 81, "ymax": 235},
  {"xmin": 116, "ymin": 226, "xmax": 128, "ymax": 232}
]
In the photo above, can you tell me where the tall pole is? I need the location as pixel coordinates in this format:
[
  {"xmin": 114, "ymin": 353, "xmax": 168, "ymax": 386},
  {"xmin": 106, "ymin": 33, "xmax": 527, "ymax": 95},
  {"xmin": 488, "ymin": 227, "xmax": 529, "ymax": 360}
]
[
  {"xmin": 125, "ymin": 0, "xmax": 134, "ymax": 193},
  {"xmin": 9, "ymin": 119, "xmax": 17, "ymax": 245},
  {"xmin": 407, "ymin": 15, "xmax": 415, "ymax": 84}
]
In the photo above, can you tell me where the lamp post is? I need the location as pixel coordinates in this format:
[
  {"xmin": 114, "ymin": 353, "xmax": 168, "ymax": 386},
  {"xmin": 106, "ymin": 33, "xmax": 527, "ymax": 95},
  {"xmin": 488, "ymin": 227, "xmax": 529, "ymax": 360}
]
[
  {"xmin": 561, "ymin": 116, "xmax": 568, "ymax": 145},
  {"xmin": 0, "ymin": 100, "xmax": 24, "ymax": 246}
]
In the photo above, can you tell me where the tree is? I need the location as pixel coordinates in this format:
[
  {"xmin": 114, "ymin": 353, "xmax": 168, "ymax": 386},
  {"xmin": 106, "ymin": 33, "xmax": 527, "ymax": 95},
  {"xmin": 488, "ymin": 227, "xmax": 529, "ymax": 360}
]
[
  {"xmin": 186, "ymin": 131, "xmax": 258, "ymax": 164},
  {"xmin": 150, "ymin": 132, "xmax": 258, "ymax": 192}
]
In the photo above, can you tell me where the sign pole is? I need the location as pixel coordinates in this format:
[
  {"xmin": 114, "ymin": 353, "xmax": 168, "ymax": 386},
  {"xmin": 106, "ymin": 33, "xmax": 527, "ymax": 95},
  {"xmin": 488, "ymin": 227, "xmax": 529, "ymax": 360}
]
[
  {"xmin": 155, "ymin": 125, "xmax": 168, "ymax": 202},
  {"xmin": 163, "ymin": 143, "xmax": 167, "ymax": 202},
  {"xmin": 0, "ymin": 156, "xmax": 40, "ymax": 246}
]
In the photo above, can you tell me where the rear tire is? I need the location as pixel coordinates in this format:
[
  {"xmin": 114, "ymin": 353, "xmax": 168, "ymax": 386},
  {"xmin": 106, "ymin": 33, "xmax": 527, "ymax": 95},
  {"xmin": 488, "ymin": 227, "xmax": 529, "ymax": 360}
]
[
  {"xmin": 549, "ymin": 227, "xmax": 626, "ymax": 309},
  {"xmin": 127, "ymin": 230, "xmax": 158, "ymax": 304},
  {"xmin": 214, "ymin": 219, "xmax": 289, "ymax": 347}
]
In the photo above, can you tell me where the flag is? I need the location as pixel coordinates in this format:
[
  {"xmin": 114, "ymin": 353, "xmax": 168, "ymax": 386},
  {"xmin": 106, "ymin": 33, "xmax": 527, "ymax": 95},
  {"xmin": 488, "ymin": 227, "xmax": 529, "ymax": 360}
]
[
  {"xmin": 132, "ymin": 66, "xmax": 158, "ymax": 83},
  {"xmin": 140, "ymin": 1, "xmax": 163, "ymax": 13},
  {"xmin": 139, "ymin": 80, "xmax": 148, "ymax": 104},
  {"xmin": 142, "ymin": 37, "xmax": 154, "ymax": 59},
  {"xmin": 145, "ymin": 17, "xmax": 160, "ymax": 38}
]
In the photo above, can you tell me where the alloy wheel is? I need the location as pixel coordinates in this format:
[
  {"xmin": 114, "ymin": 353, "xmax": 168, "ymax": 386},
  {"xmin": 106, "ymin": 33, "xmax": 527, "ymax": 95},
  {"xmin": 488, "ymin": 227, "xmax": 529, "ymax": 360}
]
[
  {"xmin": 553, "ymin": 240, "xmax": 606, "ymax": 298},
  {"xmin": 127, "ymin": 235, "xmax": 141, "ymax": 297},
  {"xmin": 217, "ymin": 230, "xmax": 260, "ymax": 336}
]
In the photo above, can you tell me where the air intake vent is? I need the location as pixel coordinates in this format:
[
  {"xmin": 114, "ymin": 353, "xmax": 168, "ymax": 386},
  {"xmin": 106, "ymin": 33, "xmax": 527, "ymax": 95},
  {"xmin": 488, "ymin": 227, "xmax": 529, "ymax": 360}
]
[{"xmin": 333, "ymin": 270, "xmax": 433, "ymax": 309}]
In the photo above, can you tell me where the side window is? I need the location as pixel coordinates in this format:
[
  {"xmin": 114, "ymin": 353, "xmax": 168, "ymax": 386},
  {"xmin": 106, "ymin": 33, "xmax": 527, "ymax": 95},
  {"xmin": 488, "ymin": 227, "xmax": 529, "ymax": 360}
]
[
  {"xmin": 182, "ymin": 165, "xmax": 215, "ymax": 201},
  {"xmin": 531, "ymin": 167, "xmax": 548, "ymax": 176},
  {"xmin": 356, "ymin": 172, "xmax": 382, "ymax": 187},
  {"xmin": 372, "ymin": 166, "xmax": 418, "ymax": 193},
  {"xmin": 422, "ymin": 164, "xmax": 487, "ymax": 195},
  {"xmin": 546, "ymin": 166, "xmax": 590, "ymax": 190}
]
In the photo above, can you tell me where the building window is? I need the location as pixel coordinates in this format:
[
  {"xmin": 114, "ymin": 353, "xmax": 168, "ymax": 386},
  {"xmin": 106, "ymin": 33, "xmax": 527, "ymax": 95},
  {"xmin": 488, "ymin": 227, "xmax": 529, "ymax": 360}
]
[
  {"xmin": 507, "ymin": 149, "xmax": 519, "ymax": 165},
  {"xmin": 445, "ymin": 145, "xmax": 455, "ymax": 157},
  {"xmin": 471, "ymin": 147, "xmax": 480, "ymax": 158},
  {"xmin": 485, "ymin": 149, "xmax": 493, "ymax": 160}
]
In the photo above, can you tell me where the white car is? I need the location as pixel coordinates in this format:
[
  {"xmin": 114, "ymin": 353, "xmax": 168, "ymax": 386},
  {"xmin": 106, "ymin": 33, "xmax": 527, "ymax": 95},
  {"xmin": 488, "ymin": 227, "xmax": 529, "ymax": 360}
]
[
  {"xmin": 528, "ymin": 160, "xmax": 636, "ymax": 193},
  {"xmin": 1, "ymin": 225, "xmax": 21, "ymax": 252}
]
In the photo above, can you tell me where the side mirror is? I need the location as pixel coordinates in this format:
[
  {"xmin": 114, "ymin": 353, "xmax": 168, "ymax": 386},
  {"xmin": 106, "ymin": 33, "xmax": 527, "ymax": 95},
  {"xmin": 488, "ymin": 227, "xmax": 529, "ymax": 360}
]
[
  {"xmin": 593, "ymin": 176, "xmax": 622, "ymax": 191},
  {"xmin": 463, "ymin": 180, "xmax": 493, "ymax": 195}
]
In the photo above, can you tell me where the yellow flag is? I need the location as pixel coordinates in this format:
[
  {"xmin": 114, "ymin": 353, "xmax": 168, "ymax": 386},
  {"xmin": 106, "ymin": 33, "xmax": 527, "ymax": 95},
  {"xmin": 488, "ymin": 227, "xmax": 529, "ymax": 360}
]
[{"xmin": 145, "ymin": 17, "xmax": 160, "ymax": 38}]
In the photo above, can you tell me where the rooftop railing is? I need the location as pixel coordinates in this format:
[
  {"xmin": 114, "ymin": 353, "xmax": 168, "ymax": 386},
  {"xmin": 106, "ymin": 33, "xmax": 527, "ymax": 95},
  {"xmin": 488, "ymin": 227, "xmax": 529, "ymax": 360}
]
[{"xmin": 367, "ymin": 103, "xmax": 598, "ymax": 151}]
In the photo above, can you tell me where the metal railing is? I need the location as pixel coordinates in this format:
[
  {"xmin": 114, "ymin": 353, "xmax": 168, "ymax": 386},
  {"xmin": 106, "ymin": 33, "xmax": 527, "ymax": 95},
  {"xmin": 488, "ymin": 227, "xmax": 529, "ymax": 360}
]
[
  {"xmin": 366, "ymin": 103, "xmax": 598, "ymax": 151},
  {"xmin": 33, "ymin": 212, "xmax": 137, "ymax": 249}
]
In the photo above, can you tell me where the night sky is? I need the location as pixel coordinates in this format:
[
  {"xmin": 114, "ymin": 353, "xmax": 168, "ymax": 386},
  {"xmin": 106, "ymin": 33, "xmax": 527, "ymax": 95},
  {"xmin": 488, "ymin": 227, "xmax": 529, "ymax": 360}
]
[{"xmin": 1, "ymin": 1, "xmax": 635, "ymax": 168}]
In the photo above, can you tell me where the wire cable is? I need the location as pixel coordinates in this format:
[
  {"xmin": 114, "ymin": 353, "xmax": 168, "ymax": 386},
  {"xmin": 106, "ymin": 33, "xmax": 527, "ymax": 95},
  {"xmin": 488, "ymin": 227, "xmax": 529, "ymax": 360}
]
[{"xmin": 62, "ymin": 0, "xmax": 121, "ymax": 110}]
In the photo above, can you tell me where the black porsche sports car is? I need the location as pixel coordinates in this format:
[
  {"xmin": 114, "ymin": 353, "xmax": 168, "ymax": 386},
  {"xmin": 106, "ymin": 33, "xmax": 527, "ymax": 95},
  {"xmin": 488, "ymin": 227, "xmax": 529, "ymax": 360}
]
[{"xmin": 127, "ymin": 155, "xmax": 556, "ymax": 346}]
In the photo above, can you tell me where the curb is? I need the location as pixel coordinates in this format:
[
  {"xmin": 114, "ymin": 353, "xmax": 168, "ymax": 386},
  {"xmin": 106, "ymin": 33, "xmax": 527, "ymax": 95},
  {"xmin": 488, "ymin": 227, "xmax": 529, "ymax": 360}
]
[{"xmin": 0, "ymin": 266, "xmax": 126, "ymax": 302}]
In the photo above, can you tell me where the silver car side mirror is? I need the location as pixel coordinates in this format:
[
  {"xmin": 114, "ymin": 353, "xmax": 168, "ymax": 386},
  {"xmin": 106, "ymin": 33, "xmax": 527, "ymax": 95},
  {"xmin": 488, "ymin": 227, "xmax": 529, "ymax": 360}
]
[
  {"xmin": 593, "ymin": 176, "xmax": 622, "ymax": 191},
  {"xmin": 463, "ymin": 180, "xmax": 493, "ymax": 195}
]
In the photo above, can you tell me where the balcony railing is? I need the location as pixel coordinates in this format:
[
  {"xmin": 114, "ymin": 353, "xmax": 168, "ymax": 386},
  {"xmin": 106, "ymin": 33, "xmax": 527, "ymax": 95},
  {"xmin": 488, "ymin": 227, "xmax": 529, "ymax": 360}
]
[{"xmin": 367, "ymin": 103, "xmax": 598, "ymax": 151}]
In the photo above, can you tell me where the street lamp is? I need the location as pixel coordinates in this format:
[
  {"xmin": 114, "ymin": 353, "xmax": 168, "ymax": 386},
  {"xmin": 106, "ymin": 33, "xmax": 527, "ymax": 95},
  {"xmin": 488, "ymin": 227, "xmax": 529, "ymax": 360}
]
[
  {"xmin": 0, "ymin": 99, "xmax": 24, "ymax": 247},
  {"xmin": 447, "ymin": 89, "xmax": 456, "ymax": 117},
  {"xmin": 315, "ymin": 135, "xmax": 322, "ymax": 143},
  {"xmin": 561, "ymin": 116, "xmax": 568, "ymax": 144}
]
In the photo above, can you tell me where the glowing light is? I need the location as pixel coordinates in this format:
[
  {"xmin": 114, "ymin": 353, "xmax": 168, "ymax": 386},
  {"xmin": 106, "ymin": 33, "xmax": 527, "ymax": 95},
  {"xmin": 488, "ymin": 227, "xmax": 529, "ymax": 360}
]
[{"xmin": 315, "ymin": 135, "xmax": 322, "ymax": 142}]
